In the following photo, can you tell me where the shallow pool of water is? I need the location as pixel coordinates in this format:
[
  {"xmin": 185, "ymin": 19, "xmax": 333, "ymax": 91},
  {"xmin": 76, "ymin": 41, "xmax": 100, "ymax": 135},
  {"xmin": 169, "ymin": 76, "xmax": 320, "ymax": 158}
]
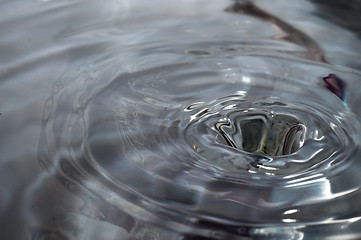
[{"xmin": 1, "ymin": 0, "xmax": 361, "ymax": 239}]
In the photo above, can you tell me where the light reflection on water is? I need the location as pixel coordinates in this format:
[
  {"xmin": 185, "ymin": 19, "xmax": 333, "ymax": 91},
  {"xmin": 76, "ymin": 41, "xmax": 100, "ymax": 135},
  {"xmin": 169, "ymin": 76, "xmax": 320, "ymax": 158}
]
[{"xmin": 1, "ymin": 0, "xmax": 361, "ymax": 239}]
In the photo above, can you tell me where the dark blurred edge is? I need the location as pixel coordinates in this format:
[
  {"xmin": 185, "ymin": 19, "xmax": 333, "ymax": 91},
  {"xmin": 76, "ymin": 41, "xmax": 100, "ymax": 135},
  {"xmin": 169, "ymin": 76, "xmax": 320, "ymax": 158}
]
[{"xmin": 311, "ymin": 0, "xmax": 361, "ymax": 38}]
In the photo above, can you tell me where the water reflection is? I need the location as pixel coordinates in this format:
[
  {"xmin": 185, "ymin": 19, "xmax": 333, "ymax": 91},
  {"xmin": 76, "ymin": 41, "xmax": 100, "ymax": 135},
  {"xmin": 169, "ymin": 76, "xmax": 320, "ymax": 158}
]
[{"xmin": 1, "ymin": 0, "xmax": 361, "ymax": 239}]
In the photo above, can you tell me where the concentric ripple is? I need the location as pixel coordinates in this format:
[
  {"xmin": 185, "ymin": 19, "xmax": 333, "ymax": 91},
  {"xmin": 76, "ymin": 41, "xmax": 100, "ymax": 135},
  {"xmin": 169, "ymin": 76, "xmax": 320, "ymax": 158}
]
[
  {"xmin": 184, "ymin": 76, "xmax": 360, "ymax": 177},
  {"xmin": 37, "ymin": 1, "xmax": 361, "ymax": 239}
]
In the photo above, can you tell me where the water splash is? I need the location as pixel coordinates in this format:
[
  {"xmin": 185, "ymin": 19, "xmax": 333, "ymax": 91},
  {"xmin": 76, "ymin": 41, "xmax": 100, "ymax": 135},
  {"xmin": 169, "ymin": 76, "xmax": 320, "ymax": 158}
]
[{"xmin": 2, "ymin": 0, "xmax": 359, "ymax": 239}]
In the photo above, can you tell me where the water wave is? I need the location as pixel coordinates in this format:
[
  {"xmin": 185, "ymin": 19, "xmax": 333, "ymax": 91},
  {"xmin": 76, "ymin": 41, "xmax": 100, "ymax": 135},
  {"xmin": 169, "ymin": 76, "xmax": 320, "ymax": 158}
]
[{"xmin": 36, "ymin": 1, "xmax": 361, "ymax": 239}]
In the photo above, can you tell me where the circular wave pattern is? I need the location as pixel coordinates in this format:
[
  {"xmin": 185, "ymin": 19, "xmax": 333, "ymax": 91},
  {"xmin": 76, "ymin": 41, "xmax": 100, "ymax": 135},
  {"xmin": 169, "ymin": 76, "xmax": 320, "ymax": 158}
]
[
  {"xmin": 184, "ymin": 82, "xmax": 359, "ymax": 177},
  {"xmin": 38, "ymin": 5, "xmax": 361, "ymax": 239}
]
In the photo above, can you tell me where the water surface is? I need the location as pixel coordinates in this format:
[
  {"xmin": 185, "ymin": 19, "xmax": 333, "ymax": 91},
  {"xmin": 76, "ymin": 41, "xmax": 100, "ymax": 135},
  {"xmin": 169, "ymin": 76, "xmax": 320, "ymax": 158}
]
[{"xmin": 1, "ymin": 0, "xmax": 361, "ymax": 239}]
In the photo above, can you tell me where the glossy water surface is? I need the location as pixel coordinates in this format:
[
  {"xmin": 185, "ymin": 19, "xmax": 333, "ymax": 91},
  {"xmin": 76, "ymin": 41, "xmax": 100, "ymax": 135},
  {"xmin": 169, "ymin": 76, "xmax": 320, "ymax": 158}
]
[{"xmin": 1, "ymin": 0, "xmax": 361, "ymax": 239}]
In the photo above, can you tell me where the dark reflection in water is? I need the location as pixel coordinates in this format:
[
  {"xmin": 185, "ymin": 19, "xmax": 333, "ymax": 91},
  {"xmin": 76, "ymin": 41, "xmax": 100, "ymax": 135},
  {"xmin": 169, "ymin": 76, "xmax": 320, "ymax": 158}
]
[
  {"xmin": 311, "ymin": 0, "xmax": 361, "ymax": 38},
  {"xmin": 1, "ymin": 0, "xmax": 361, "ymax": 239}
]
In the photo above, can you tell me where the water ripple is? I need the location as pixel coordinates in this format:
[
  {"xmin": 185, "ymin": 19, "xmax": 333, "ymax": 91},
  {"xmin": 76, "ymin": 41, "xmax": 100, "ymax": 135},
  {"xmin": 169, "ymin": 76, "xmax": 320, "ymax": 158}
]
[{"xmin": 36, "ymin": 1, "xmax": 361, "ymax": 239}]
